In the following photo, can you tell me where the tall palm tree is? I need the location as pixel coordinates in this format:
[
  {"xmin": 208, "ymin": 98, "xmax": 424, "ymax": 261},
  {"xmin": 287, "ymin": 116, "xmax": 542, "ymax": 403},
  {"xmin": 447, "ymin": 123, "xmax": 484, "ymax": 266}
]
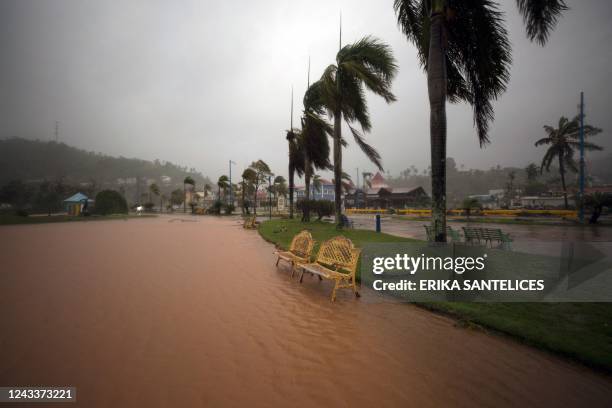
[
  {"xmin": 286, "ymin": 129, "xmax": 305, "ymax": 219},
  {"xmin": 301, "ymin": 81, "xmax": 333, "ymax": 203},
  {"xmin": 203, "ymin": 183, "xmax": 212, "ymax": 204},
  {"xmin": 183, "ymin": 176, "xmax": 195, "ymax": 213},
  {"xmin": 249, "ymin": 160, "xmax": 272, "ymax": 215},
  {"xmin": 535, "ymin": 116, "xmax": 602, "ymax": 208},
  {"xmin": 241, "ymin": 168, "xmax": 257, "ymax": 215},
  {"xmin": 217, "ymin": 175, "xmax": 229, "ymax": 201},
  {"xmin": 394, "ymin": 0, "xmax": 567, "ymax": 241},
  {"xmin": 319, "ymin": 36, "xmax": 397, "ymax": 226},
  {"xmin": 312, "ymin": 174, "xmax": 323, "ymax": 195},
  {"xmin": 149, "ymin": 183, "xmax": 160, "ymax": 211}
]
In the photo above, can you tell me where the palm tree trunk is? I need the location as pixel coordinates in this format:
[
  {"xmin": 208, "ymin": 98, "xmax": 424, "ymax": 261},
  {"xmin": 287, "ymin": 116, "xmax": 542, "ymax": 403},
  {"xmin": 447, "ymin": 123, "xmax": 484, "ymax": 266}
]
[
  {"xmin": 183, "ymin": 184, "xmax": 186, "ymax": 213},
  {"xmin": 288, "ymin": 160, "xmax": 294, "ymax": 219},
  {"xmin": 333, "ymin": 111, "xmax": 343, "ymax": 226},
  {"xmin": 304, "ymin": 156, "xmax": 311, "ymax": 222},
  {"xmin": 559, "ymin": 156, "xmax": 568, "ymax": 209},
  {"xmin": 428, "ymin": 10, "xmax": 447, "ymax": 242}
]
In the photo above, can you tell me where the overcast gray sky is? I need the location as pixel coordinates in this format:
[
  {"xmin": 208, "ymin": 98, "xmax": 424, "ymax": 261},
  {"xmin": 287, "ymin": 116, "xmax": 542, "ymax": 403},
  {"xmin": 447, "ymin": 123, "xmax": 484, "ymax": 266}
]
[{"xmin": 1, "ymin": 0, "xmax": 610, "ymax": 182}]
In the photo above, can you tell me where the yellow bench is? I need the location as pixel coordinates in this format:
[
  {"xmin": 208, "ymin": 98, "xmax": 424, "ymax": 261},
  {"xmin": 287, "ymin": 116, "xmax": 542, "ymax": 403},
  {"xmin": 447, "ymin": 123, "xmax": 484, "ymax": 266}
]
[
  {"xmin": 297, "ymin": 236, "xmax": 361, "ymax": 302},
  {"xmin": 243, "ymin": 215, "xmax": 258, "ymax": 229},
  {"xmin": 275, "ymin": 230, "xmax": 315, "ymax": 277}
]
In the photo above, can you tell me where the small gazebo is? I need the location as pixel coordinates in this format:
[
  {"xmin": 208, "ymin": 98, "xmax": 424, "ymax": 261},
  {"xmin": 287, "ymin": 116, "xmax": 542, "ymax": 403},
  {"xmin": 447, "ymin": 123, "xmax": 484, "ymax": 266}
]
[{"xmin": 63, "ymin": 193, "xmax": 93, "ymax": 216}]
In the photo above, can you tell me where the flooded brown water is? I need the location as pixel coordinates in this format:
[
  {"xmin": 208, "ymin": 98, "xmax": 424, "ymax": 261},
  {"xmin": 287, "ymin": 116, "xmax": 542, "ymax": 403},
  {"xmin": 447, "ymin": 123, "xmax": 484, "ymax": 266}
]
[{"xmin": 1, "ymin": 215, "xmax": 611, "ymax": 407}]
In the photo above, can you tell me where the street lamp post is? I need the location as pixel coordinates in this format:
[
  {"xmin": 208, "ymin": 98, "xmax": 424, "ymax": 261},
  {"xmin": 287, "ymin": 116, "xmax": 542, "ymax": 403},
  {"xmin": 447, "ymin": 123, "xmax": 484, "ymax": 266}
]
[{"xmin": 269, "ymin": 175, "xmax": 272, "ymax": 220}]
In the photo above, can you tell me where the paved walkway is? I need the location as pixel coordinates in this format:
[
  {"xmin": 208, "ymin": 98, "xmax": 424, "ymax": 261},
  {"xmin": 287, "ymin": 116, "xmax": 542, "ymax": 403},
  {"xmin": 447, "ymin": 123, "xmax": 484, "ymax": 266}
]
[{"xmin": 0, "ymin": 215, "xmax": 611, "ymax": 407}]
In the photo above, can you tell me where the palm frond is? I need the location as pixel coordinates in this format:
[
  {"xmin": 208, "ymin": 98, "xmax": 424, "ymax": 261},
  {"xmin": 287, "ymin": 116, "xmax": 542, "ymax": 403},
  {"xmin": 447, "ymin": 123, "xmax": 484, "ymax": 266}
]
[
  {"xmin": 348, "ymin": 124, "xmax": 383, "ymax": 171},
  {"xmin": 516, "ymin": 0, "xmax": 568, "ymax": 45}
]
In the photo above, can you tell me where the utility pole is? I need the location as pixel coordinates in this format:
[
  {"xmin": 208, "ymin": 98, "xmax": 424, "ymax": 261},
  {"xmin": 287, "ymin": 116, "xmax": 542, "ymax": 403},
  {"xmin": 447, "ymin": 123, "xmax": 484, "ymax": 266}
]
[
  {"xmin": 579, "ymin": 91, "xmax": 585, "ymax": 223},
  {"xmin": 356, "ymin": 168, "xmax": 359, "ymax": 189}
]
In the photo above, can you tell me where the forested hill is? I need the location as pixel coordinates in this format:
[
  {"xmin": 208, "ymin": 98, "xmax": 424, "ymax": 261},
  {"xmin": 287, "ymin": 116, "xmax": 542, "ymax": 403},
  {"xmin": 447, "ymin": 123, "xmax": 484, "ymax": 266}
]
[{"xmin": 0, "ymin": 138, "xmax": 211, "ymax": 187}]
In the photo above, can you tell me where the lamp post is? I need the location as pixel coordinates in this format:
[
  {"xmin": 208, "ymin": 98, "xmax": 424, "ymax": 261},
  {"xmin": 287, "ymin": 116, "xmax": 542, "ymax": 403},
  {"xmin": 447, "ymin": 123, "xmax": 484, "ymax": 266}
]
[
  {"xmin": 269, "ymin": 174, "xmax": 273, "ymax": 220},
  {"xmin": 229, "ymin": 160, "xmax": 236, "ymax": 209},
  {"xmin": 578, "ymin": 92, "xmax": 585, "ymax": 223}
]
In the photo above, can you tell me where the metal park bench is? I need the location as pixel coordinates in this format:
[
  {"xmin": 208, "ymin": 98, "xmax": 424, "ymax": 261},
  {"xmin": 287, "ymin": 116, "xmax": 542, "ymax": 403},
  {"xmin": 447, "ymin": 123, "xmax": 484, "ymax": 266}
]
[
  {"xmin": 274, "ymin": 230, "xmax": 315, "ymax": 277},
  {"xmin": 424, "ymin": 225, "xmax": 462, "ymax": 242},
  {"xmin": 297, "ymin": 236, "xmax": 361, "ymax": 302},
  {"xmin": 462, "ymin": 227, "xmax": 512, "ymax": 250}
]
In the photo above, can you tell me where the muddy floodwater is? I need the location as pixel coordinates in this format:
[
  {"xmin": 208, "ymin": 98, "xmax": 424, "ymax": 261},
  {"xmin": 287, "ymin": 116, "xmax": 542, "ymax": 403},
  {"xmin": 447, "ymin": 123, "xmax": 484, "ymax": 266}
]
[{"xmin": 1, "ymin": 216, "xmax": 611, "ymax": 407}]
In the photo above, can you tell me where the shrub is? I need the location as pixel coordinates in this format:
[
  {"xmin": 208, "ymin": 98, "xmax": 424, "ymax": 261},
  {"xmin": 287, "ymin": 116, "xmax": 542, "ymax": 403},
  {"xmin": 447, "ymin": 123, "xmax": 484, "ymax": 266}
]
[
  {"xmin": 94, "ymin": 190, "xmax": 128, "ymax": 215},
  {"xmin": 224, "ymin": 204, "xmax": 235, "ymax": 215},
  {"xmin": 210, "ymin": 200, "xmax": 223, "ymax": 215},
  {"xmin": 15, "ymin": 209, "xmax": 29, "ymax": 217},
  {"xmin": 297, "ymin": 199, "xmax": 334, "ymax": 220},
  {"xmin": 143, "ymin": 202, "xmax": 155, "ymax": 211}
]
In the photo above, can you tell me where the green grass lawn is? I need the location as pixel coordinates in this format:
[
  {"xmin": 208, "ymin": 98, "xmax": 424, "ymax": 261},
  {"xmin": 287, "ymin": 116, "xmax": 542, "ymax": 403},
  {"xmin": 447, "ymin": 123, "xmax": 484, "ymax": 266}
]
[
  {"xmin": 0, "ymin": 214, "xmax": 155, "ymax": 225},
  {"xmin": 259, "ymin": 218, "xmax": 612, "ymax": 373}
]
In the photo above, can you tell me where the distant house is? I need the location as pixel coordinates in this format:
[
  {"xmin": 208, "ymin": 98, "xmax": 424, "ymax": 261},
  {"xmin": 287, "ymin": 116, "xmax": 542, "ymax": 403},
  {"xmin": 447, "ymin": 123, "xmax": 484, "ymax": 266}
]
[
  {"xmin": 294, "ymin": 178, "xmax": 336, "ymax": 202},
  {"xmin": 64, "ymin": 192, "xmax": 94, "ymax": 216}
]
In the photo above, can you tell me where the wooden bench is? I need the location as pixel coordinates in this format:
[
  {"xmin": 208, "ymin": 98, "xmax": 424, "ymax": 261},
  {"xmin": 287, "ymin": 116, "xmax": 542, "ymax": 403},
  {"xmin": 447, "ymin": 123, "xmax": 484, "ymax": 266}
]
[
  {"xmin": 463, "ymin": 227, "xmax": 512, "ymax": 249},
  {"xmin": 424, "ymin": 225, "xmax": 461, "ymax": 242},
  {"xmin": 243, "ymin": 215, "xmax": 258, "ymax": 229},
  {"xmin": 275, "ymin": 230, "xmax": 315, "ymax": 277},
  {"xmin": 297, "ymin": 236, "xmax": 361, "ymax": 302}
]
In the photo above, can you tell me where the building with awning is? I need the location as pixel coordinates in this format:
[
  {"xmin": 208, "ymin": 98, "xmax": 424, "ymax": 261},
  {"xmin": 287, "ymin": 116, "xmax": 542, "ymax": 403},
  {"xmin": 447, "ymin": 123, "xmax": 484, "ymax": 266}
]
[{"xmin": 63, "ymin": 192, "xmax": 94, "ymax": 216}]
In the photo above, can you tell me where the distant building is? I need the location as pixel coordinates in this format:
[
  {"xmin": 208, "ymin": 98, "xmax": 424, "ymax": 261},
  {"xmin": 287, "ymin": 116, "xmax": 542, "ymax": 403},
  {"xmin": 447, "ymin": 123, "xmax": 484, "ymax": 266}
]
[
  {"xmin": 64, "ymin": 192, "xmax": 94, "ymax": 215},
  {"xmin": 294, "ymin": 178, "xmax": 335, "ymax": 202}
]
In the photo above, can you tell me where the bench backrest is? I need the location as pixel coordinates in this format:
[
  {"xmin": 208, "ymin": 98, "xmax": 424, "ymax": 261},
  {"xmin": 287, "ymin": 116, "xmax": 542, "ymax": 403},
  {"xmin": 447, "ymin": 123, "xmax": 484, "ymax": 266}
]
[
  {"xmin": 289, "ymin": 230, "xmax": 315, "ymax": 258},
  {"xmin": 315, "ymin": 236, "xmax": 361, "ymax": 276}
]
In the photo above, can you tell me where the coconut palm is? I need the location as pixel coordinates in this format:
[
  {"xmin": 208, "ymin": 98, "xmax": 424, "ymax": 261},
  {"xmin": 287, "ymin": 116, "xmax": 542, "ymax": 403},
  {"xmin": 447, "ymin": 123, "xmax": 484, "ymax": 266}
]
[
  {"xmin": 394, "ymin": 0, "xmax": 567, "ymax": 241},
  {"xmin": 217, "ymin": 175, "xmax": 230, "ymax": 201},
  {"xmin": 535, "ymin": 116, "xmax": 602, "ymax": 208},
  {"xmin": 319, "ymin": 36, "xmax": 398, "ymax": 226},
  {"xmin": 183, "ymin": 176, "xmax": 195, "ymax": 213},
  {"xmin": 149, "ymin": 183, "xmax": 160, "ymax": 206},
  {"xmin": 286, "ymin": 129, "xmax": 305, "ymax": 219},
  {"xmin": 249, "ymin": 160, "xmax": 272, "ymax": 215},
  {"xmin": 332, "ymin": 172, "xmax": 354, "ymax": 195},
  {"xmin": 312, "ymin": 174, "xmax": 323, "ymax": 194},
  {"xmin": 241, "ymin": 168, "xmax": 257, "ymax": 215}
]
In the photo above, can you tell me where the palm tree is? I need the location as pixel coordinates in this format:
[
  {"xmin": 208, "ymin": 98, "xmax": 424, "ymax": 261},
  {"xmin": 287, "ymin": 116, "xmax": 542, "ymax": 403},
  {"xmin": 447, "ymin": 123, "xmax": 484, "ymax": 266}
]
[
  {"xmin": 273, "ymin": 176, "xmax": 287, "ymax": 210},
  {"xmin": 319, "ymin": 36, "xmax": 398, "ymax": 226},
  {"xmin": 394, "ymin": 0, "xmax": 567, "ymax": 241},
  {"xmin": 286, "ymin": 129, "xmax": 305, "ymax": 219},
  {"xmin": 203, "ymin": 183, "xmax": 212, "ymax": 205},
  {"xmin": 149, "ymin": 183, "xmax": 160, "ymax": 210},
  {"xmin": 249, "ymin": 160, "xmax": 271, "ymax": 215},
  {"xmin": 183, "ymin": 176, "xmax": 195, "ymax": 213},
  {"xmin": 535, "ymin": 116, "xmax": 602, "ymax": 208},
  {"xmin": 217, "ymin": 175, "xmax": 229, "ymax": 201},
  {"xmin": 332, "ymin": 172, "xmax": 354, "ymax": 195},
  {"xmin": 241, "ymin": 168, "xmax": 257, "ymax": 215},
  {"xmin": 312, "ymin": 174, "xmax": 323, "ymax": 195}
]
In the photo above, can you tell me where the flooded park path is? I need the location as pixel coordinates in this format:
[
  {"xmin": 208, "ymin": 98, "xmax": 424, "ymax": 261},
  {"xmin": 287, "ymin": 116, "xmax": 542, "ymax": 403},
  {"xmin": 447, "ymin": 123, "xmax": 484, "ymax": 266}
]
[{"xmin": 1, "ymin": 216, "xmax": 611, "ymax": 407}]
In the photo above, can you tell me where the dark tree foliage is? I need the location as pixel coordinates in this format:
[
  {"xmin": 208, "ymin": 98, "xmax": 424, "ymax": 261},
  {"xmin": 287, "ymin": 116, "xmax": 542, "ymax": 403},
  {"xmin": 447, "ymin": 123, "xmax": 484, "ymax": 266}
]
[{"xmin": 94, "ymin": 190, "xmax": 128, "ymax": 215}]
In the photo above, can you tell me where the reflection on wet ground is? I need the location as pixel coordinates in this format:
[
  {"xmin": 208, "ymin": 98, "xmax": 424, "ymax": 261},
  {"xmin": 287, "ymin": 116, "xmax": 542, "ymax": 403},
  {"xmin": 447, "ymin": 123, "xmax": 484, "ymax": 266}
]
[
  {"xmin": 0, "ymin": 216, "xmax": 611, "ymax": 407},
  {"xmin": 350, "ymin": 215, "xmax": 612, "ymax": 256}
]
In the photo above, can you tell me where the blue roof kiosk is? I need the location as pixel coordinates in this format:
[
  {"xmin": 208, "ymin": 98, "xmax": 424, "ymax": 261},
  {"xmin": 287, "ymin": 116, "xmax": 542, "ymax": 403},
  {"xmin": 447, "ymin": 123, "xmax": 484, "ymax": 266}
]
[{"xmin": 64, "ymin": 193, "xmax": 94, "ymax": 216}]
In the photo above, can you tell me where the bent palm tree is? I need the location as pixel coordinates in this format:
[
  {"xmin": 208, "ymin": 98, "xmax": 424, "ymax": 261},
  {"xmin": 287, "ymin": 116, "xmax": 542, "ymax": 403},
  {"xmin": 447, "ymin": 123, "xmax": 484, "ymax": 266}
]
[
  {"xmin": 394, "ymin": 0, "xmax": 567, "ymax": 241},
  {"xmin": 217, "ymin": 175, "xmax": 229, "ymax": 201},
  {"xmin": 319, "ymin": 36, "xmax": 398, "ymax": 226},
  {"xmin": 286, "ymin": 129, "xmax": 304, "ymax": 219},
  {"xmin": 301, "ymin": 81, "xmax": 333, "ymax": 221},
  {"xmin": 535, "ymin": 116, "xmax": 602, "ymax": 208}
]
